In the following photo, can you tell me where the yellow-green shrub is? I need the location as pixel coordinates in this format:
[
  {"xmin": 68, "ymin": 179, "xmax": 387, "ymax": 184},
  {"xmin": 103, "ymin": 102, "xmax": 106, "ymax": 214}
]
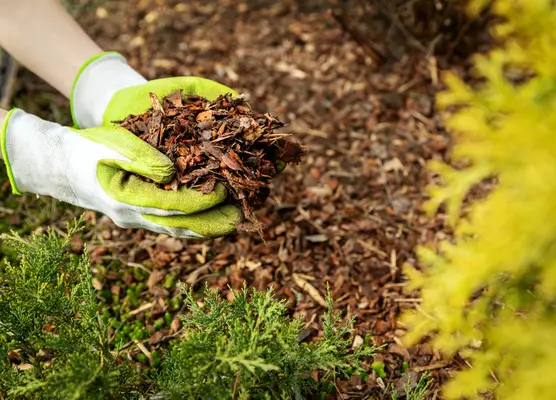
[{"xmin": 401, "ymin": 1, "xmax": 556, "ymax": 399}]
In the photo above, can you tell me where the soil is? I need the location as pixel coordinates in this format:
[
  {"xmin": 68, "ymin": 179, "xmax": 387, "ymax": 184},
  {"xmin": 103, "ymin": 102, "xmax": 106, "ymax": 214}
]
[{"xmin": 9, "ymin": 0, "xmax": 495, "ymax": 398}]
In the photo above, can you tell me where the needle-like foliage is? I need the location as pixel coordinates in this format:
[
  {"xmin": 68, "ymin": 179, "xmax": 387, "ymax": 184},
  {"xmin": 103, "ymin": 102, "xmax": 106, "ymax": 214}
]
[
  {"xmin": 401, "ymin": 1, "xmax": 556, "ymax": 399},
  {"xmin": 157, "ymin": 284, "xmax": 376, "ymax": 400},
  {"xmin": 0, "ymin": 219, "xmax": 139, "ymax": 399},
  {"xmin": 0, "ymin": 219, "xmax": 373, "ymax": 399}
]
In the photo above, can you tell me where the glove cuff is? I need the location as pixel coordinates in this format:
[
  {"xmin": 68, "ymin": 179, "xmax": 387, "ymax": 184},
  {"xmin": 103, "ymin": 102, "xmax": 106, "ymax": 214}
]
[
  {"xmin": 70, "ymin": 52, "xmax": 147, "ymax": 129},
  {"xmin": 0, "ymin": 109, "xmax": 82, "ymax": 201},
  {"xmin": 1, "ymin": 108, "xmax": 20, "ymax": 194}
]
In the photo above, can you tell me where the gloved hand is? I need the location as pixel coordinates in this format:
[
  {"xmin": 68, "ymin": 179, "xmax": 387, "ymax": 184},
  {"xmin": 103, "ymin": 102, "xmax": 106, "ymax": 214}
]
[
  {"xmin": 69, "ymin": 52, "xmax": 243, "ymax": 235},
  {"xmin": 0, "ymin": 108, "xmax": 241, "ymax": 239},
  {"xmin": 70, "ymin": 52, "xmax": 236, "ymax": 128}
]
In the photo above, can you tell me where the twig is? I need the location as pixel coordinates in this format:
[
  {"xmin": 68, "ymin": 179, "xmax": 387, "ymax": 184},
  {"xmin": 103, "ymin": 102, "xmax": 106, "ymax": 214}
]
[
  {"xmin": 356, "ymin": 239, "xmax": 388, "ymax": 258},
  {"xmin": 0, "ymin": 50, "xmax": 19, "ymax": 109},
  {"xmin": 293, "ymin": 273, "xmax": 327, "ymax": 307},
  {"xmin": 330, "ymin": 2, "xmax": 386, "ymax": 64},
  {"xmin": 232, "ymin": 371, "xmax": 241, "ymax": 400},
  {"xmin": 413, "ymin": 361, "xmax": 450, "ymax": 372},
  {"xmin": 0, "ymin": 206, "xmax": 14, "ymax": 215},
  {"xmin": 394, "ymin": 298, "xmax": 422, "ymax": 303},
  {"xmin": 415, "ymin": 304, "xmax": 439, "ymax": 322},
  {"xmin": 446, "ymin": 0, "xmax": 494, "ymax": 59},
  {"xmin": 377, "ymin": 0, "xmax": 427, "ymax": 53},
  {"xmin": 127, "ymin": 262, "xmax": 152, "ymax": 274},
  {"xmin": 125, "ymin": 302, "xmax": 154, "ymax": 317},
  {"xmin": 185, "ymin": 263, "xmax": 212, "ymax": 286},
  {"xmin": 134, "ymin": 340, "xmax": 153, "ymax": 364}
]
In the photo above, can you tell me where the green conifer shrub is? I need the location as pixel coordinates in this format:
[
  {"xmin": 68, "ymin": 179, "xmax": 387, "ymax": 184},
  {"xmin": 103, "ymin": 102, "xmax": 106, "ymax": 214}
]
[
  {"xmin": 159, "ymin": 285, "xmax": 374, "ymax": 400},
  {"xmin": 401, "ymin": 1, "xmax": 556, "ymax": 399},
  {"xmin": 0, "ymin": 219, "xmax": 139, "ymax": 399},
  {"xmin": 0, "ymin": 219, "xmax": 375, "ymax": 399}
]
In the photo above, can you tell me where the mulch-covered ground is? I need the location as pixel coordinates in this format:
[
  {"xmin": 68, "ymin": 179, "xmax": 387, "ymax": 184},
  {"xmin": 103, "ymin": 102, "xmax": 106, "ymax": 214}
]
[{"xmin": 5, "ymin": 0, "xmax": 495, "ymax": 398}]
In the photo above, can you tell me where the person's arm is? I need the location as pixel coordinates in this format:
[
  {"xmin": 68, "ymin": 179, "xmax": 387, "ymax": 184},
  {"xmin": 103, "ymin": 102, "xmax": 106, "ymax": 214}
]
[
  {"xmin": 0, "ymin": 0, "xmax": 102, "ymax": 98},
  {"xmin": 0, "ymin": 0, "xmax": 235, "ymax": 130},
  {"xmin": 0, "ymin": 1, "xmax": 243, "ymax": 239},
  {"xmin": 0, "ymin": 0, "xmax": 147, "ymax": 128}
]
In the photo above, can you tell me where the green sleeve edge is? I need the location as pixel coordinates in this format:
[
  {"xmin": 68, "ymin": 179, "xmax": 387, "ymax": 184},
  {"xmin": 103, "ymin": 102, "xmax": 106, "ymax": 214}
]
[
  {"xmin": 1, "ymin": 108, "xmax": 21, "ymax": 195},
  {"xmin": 70, "ymin": 51, "xmax": 124, "ymax": 129}
]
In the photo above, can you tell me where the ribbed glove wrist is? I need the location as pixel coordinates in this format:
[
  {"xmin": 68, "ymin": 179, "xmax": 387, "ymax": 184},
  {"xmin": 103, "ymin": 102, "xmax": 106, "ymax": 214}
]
[{"xmin": 70, "ymin": 52, "xmax": 146, "ymax": 128}]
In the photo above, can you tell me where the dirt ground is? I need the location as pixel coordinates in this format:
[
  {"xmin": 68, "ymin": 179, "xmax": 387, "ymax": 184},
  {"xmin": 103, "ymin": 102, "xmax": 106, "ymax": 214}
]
[{"xmin": 4, "ymin": 0, "xmax": 494, "ymax": 398}]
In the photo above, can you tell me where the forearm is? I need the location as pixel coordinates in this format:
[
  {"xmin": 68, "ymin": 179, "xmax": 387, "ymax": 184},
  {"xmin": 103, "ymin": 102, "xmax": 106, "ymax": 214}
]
[{"xmin": 0, "ymin": 0, "xmax": 103, "ymax": 98}]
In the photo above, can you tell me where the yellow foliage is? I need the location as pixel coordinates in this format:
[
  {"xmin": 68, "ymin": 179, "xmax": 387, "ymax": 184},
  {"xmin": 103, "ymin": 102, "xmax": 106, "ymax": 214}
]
[{"xmin": 401, "ymin": 1, "xmax": 556, "ymax": 399}]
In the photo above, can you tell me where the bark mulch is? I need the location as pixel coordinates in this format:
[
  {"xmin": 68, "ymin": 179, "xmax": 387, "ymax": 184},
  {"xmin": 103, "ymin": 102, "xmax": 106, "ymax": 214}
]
[
  {"xmin": 15, "ymin": 0, "xmax": 494, "ymax": 398},
  {"xmin": 119, "ymin": 91, "xmax": 306, "ymax": 235}
]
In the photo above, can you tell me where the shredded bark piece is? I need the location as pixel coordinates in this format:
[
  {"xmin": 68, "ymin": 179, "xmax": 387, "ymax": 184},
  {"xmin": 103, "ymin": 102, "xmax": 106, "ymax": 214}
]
[{"xmin": 118, "ymin": 91, "xmax": 306, "ymax": 235}]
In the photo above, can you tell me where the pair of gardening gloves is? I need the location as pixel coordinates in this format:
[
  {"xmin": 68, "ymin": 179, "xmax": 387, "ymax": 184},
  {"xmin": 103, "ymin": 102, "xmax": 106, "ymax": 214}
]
[{"xmin": 1, "ymin": 52, "xmax": 243, "ymax": 239}]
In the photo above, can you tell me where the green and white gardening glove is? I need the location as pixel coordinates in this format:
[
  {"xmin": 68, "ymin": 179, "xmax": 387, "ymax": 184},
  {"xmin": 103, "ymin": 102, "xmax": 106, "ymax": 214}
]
[
  {"xmin": 70, "ymin": 52, "xmax": 235, "ymax": 128},
  {"xmin": 0, "ymin": 109, "xmax": 241, "ymax": 239},
  {"xmin": 70, "ymin": 52, "xmax": 245, "ymax": 235}
]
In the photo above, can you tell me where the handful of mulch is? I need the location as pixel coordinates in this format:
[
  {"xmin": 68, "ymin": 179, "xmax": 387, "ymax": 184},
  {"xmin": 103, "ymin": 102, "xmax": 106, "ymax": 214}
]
[{"xmin": 118, "ymin": 90, "xmax": 306, "ymax": 235}]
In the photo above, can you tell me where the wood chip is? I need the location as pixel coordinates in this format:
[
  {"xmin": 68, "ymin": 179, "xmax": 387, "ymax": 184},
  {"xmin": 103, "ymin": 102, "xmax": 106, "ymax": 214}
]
[
  {"xmin": 147, "ymin": 270, "xmax": 165, "ymax": 289},
  {"xmin": 293, "ymin": 273, "xmax": 327, "ymax": 307}
]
